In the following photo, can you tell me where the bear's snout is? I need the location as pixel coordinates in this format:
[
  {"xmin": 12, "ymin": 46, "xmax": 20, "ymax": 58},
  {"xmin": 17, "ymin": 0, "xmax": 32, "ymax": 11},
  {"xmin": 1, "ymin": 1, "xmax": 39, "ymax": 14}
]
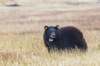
[{"xmin": 50, "ymin": 32, "xmax": 56, "ymax": 38}]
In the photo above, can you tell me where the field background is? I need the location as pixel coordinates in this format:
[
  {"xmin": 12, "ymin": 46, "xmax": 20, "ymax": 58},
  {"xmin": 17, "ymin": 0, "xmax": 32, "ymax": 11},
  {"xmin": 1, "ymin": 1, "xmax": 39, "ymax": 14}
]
[{"xmin": 0, "ymin": 0, "xmax": 99, "ymax": 66}]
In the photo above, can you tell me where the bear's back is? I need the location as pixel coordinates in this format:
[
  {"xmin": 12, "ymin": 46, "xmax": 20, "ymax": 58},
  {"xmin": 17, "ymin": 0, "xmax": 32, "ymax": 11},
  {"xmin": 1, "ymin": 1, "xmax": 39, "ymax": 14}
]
[{"xmin": 60, "ymin": 26, "xmax": 83, "ymax": 39}]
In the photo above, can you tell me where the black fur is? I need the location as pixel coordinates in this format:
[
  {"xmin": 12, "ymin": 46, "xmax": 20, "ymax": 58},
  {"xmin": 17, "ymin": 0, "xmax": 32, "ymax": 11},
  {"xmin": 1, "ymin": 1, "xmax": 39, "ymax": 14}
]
[{"xmin": 43, "ymin": 25, "xmax": 88, "ymax": 52}]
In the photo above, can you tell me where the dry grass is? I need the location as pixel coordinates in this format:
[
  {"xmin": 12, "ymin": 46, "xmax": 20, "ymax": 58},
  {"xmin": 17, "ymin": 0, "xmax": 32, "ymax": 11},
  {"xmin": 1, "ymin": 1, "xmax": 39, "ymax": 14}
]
[
  {"xmin": 0, "ymin": 7, "xmax": 99, "ymax": 66},
  {"xmin": 0, "ymin": 0, "xmax": 99, "ymax": 7},
  {"xmin": 0, "ymin": 30, "xmax": 99, "ymax": 66}
]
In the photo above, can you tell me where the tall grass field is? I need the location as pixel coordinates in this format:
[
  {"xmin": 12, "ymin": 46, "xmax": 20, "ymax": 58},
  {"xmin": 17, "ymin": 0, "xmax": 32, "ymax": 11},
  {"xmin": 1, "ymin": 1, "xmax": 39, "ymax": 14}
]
[{"xmin": 0, "ymin": 7, "xmax": 99, "ymax": 66}]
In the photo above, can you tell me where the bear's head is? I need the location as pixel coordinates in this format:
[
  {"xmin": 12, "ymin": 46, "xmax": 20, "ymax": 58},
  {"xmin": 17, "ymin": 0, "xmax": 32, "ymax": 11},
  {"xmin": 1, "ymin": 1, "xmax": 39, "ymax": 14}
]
[{"xmin": 44, "ymin": 25, "xmax": 60, "ymax": 43}]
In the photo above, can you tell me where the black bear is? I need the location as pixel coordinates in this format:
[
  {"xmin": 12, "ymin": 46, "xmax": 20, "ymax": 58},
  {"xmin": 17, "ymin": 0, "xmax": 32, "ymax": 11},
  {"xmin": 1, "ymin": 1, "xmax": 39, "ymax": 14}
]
[{"xmin": 43, "ymin": 25, "xmax": 88, "ymax": 52}]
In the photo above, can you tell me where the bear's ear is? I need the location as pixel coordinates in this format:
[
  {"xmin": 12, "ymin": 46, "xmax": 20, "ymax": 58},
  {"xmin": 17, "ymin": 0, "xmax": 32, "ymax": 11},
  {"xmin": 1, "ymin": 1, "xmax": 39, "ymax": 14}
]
[
  {"xmin": 44, "ymin": 25, "xmax": 48, "ymax": 30},
  {"xmin": 55, "ymin": 25, "xmax": 59, "ymax": 29}
]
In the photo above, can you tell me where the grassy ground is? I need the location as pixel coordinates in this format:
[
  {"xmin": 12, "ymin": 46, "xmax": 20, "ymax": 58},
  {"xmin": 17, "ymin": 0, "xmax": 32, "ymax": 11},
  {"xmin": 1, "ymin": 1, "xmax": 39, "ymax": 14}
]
[
  {"xmin": 0, "ymin": 0, "xmax": 99, "ymax": 7},
  {"xmin": 0, "ymin": 7, "xmax": 99, "ymax": 66},
  {"xmin": 0, "ymin": 30, "xmax": 99, "ymax": 66}
]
